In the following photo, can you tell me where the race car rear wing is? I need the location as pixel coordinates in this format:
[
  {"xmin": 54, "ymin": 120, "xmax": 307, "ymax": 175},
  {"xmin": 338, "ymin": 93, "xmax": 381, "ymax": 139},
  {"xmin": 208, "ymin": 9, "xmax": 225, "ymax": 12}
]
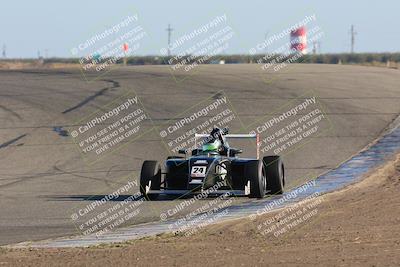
[{"xmin": 194, "ymin": 133, "xmax": 260, "ymax": 159}]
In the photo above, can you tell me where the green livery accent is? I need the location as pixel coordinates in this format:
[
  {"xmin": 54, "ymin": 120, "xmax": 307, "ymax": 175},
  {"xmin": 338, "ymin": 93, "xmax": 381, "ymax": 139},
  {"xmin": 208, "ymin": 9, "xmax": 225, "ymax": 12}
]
[{"xmin": 202, "ymin": 140, "xmax": 221, "ymax": 152}]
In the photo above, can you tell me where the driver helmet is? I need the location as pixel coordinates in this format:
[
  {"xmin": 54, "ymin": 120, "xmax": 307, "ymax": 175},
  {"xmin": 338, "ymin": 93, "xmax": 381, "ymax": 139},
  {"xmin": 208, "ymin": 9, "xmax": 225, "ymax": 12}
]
[{"xmin": 202, "ymin": 139, "xmax": 221, "ymax": 152}]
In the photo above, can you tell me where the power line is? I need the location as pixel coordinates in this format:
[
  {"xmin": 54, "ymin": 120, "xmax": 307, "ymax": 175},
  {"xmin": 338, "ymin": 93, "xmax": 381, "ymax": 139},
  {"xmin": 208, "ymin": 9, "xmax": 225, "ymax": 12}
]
[
  {"xmin": 312, "ymin": 41, "xmax": 321, "ymax": 54},
  {"xmin": 2, "ymin": 44, "xmax": 6, "ymax": 58},
  {"xmin": 166, "ymin": 24, "xmax": 173, "ymax": 56},
  {"xmin": 312, "ymin": 41, "xmax": 317, "ymax": 55}
]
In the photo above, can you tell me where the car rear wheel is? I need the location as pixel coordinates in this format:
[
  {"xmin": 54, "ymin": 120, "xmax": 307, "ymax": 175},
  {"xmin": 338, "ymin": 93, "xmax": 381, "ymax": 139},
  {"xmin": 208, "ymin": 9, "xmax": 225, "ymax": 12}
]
[
  {"xmin": 140, "ymin": 160, "xmax": 161, "ymax": 200},
  {"xmin": 246, "ymin": 160, "xmax": 266, "ymax": 198},
  {"xmin": 263, "ymin": 156, "xmax": 284, "ymax": 194}
]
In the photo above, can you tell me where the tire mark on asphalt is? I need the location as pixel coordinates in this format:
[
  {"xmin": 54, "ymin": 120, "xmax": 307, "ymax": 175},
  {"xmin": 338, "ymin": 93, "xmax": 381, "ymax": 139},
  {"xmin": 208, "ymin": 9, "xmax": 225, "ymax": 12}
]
[
  {"xmin": 52, "ymin": 165, "xmax": 115, "ymax": 188},
  {"xmin": 0, "ymin": 173, "xmax": 54, "ymax": 189},
  {"xmin": 0, "ymin": 169, "xmax": 138, "ymax": 177},
  {"xmin": 61, "ymin": 79, "xmax": 120, "ymax": 114},
  {"xmin": 0, "ymin": 105, "xmax": 22, "ymax": 120},
  {"xmin": 0, "ymin": 134, "xmax": 27, "ymax": 149},
  {"xmin": 0, "ymin": 167, "xmax": 125, "ymax": 190}
]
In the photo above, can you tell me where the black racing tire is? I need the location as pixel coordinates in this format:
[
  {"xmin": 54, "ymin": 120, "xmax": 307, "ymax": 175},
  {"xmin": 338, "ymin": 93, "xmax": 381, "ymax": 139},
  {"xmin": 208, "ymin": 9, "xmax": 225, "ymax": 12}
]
[
  {"xmin": 246, "ymin": 160, "xmax": 266, "ymax": 198},
  {"xmin": 263, "ymin": 156, "xmax": 284, "ymax": 194},
  {"xmin": 140, "ymin": 160, "xmax": 161, "ymax": 200}
]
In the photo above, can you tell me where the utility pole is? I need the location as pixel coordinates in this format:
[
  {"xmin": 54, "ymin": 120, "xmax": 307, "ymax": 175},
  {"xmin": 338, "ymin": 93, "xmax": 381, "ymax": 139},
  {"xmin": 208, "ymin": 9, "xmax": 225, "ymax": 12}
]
[
  {"xmin": 166, "ymin": 24, "xmax": 173, "ymax": 56},
  {"xmin": 2, "ymin": 44, "xmax": 6, "ymax": 58},
  {"xmin": 312, "ymin": 41, "xmax": 317, "ymax": 55},
  {"xmin": 350, "ymin": 25, "xmax": 357, "ymax": 53}
]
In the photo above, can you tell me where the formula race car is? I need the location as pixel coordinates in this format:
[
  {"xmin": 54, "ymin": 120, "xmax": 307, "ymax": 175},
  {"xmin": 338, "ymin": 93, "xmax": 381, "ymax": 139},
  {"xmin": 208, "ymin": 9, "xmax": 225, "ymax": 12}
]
[{"xmin": 140, "ymin": 127, "xmax": 284, "ymax": 200}]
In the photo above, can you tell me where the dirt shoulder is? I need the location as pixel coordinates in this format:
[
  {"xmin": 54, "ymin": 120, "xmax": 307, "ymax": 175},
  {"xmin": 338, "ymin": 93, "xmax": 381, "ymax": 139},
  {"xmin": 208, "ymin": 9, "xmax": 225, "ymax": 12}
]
[
  {"xmin": 0, "ymin": 61, "xmax": 80, "ymax": 70},
  {"xmin": 1, "ymin": 155, "xmax": 400, "ymax": 267}
]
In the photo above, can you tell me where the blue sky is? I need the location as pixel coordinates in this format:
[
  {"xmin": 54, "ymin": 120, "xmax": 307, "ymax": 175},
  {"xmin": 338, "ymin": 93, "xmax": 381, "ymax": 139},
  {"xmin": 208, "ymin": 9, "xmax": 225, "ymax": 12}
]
[{"xmin": 1, "ymin": 0, "xmax": 399, "ymax": 58}]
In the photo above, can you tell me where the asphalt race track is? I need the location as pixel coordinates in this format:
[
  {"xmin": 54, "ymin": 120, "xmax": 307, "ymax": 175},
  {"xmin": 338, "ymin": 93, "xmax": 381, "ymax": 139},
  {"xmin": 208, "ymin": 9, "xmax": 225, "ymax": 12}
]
[{"xmin": 1, "ymin": 64, "xmax": 400, "ymax": 245}]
